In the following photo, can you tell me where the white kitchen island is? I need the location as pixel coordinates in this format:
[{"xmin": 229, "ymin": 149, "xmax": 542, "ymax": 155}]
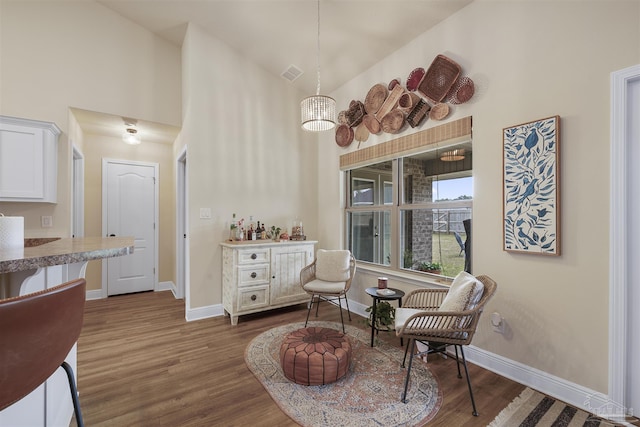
[{"xmin": 0, "ymin": 237, "xmax": 134, "ymax": 427}]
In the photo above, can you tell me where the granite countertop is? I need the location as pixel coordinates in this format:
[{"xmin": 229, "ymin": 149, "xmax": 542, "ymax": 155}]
[{"xmin": 0, "ymin": 237, "xmax": 135, "ymax": 274}]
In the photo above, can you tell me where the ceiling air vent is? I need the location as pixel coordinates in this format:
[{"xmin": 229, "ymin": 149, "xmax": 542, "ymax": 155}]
[{"xmin": 281, "ymin": 64, "xmax": 303, "ymax": 82}]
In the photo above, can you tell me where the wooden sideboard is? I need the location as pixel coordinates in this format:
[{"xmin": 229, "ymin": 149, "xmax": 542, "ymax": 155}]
[{"xmin": 221, "ymin": 240, "xmax": 316, "ymax": 325}]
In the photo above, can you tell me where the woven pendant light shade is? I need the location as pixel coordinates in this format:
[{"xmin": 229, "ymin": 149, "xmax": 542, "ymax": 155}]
[{"xmin": 301, "ymin": 95, "xmax": 336, "ymax": 131}]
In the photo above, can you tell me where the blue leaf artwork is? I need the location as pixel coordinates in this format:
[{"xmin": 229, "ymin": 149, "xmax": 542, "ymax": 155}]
[{"xmin": 503, "ymin": 116, "xmax": 560, "ymax": 255}]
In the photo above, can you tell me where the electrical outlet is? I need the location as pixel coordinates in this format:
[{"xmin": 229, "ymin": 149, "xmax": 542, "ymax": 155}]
[
  {"xmin": 491, "ymin": 312, "xmax": 505, "ymax": 334},
  {"xmin": 199, "ymin": 208, "xmax": 212, "ymax": 219},
  {"xmin": 41, "ymin": 216, "xmax": 53, "ymax": 228}
]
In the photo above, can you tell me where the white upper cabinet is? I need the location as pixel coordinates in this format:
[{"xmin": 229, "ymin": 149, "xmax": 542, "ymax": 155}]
[{"xmin": 0, "ymin": 115, "xmax": 60, "ymax": 203}]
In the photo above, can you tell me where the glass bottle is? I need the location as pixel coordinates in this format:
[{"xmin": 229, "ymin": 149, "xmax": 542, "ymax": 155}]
[
  {"xmin": 292, "ymin": 218, "xmax": 304, "ymax": 239},
  {"xmin": 229, "ymin": 213, "xmax": 237, "ymax": 241}
]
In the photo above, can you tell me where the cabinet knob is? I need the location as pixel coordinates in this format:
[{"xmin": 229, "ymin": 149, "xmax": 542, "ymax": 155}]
[
  {"xmin": 251, "ymin": 253, "xmax": 257, "ymax": 260},
  {"xmin": 250, "ymin": 272, "xmax": 257, "ymax": 279},
  {"xmin": 251, "ymin": 294, "xmax": 257, "ymax": 301}
]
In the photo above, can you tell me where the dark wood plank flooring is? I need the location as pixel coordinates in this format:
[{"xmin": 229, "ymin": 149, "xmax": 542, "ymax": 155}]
[{"xmin": 77, "ymin": 291, "xmax": 525, "ymax": 426}]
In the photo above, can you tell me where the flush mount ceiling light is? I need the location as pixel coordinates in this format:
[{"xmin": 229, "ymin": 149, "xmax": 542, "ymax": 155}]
[
  {"xmin": 300, "ymin": 0, "xmax": 336, "ymax": 132},
  {"xmin": 122, "ymin": 125, "xmax": 141, "ymax": 145},
  {"xmin": 440, "ymin": 148, "xmax": 465, "ymax": 161}
]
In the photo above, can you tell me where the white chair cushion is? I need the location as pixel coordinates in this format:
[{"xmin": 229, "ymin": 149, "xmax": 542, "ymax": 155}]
[
  {"xmin": 438, "ymin": 271, "xmax": 484, "ymax": 312},
  {"xmin": 302, "ymin": 278, "xmax": 347, "ymax": 294},
  {"xmin": 314, "ymin": 249, "xmax": 351, "ymax": 282},
  {"xmin": 394, "ymin": 307, "xmax": 425, "ymax": 330}
]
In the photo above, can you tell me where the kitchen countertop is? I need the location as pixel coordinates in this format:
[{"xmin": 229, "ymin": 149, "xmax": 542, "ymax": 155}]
[{"xmin": 0, "ymin": 237, "xmax": 135, "ymax": 274}]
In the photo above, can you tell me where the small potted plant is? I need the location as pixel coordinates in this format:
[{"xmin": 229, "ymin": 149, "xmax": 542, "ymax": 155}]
[
  {"xmin": 268, "ymin": 225, "xmax": 281, "ymax": 240},
  {"xmin": 415, "ymin": 261, "xmax": 442, "ymax": 274},
  {"xmin": 365, "ymin": 301, "xmax": 396, "ymax": 331}
]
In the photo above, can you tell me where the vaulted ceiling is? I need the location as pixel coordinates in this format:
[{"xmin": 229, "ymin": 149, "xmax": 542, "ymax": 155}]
[
  {"xmin": 97, "ymin": 0, "xmax": 473, "ymax": 95},
  {"xmin": 77, "ymin": 1, "xmax": 472, "ymax": 142}
]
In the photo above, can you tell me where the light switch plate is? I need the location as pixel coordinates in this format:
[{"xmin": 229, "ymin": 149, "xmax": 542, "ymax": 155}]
[
  {"xmin": 199, "ymin": 208, "xmax": 212, "ymax": 219},
  {"xmin": 41, "ymin": 215, "xmax": 53, "ymax": 228}
]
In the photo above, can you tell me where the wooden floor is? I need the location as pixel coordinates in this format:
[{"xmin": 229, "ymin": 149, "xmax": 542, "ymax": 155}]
[{"xmin": 77, "ymin": 291, "xmax": 525, "ymax": 426}]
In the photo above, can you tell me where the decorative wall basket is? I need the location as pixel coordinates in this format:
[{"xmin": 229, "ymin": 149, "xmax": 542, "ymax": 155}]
[
  {"xmin": 418, "ymin": 54, "xmax": 461, "ymax": 103},
  {"xmin": 334, "ymin": 52, "xmax": 477, "ymax": 148}
]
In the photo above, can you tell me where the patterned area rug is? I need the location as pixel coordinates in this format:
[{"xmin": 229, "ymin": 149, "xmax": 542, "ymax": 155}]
[
  {"xmin": 489, "ymin": 387, "xmax": 628, "ymax": 426},
  {"xmin": 245, "ymin": 321, "xmax": 442, "ymax": 427}
]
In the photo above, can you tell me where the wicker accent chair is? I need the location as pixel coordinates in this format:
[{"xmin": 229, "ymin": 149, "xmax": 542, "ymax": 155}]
[
  {"xmin": 300, "ymin": 250, "xmax": 356, "ymax": 333},
  {"xmin": 0, "ymin": 279, "xmax": 86, "ymax": 426},
  {"xmin": 394, "ymin": 274, "xmax": 497, "ymax": 416}
]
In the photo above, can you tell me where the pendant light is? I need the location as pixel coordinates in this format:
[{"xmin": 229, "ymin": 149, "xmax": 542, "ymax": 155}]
[
  {"xmin": 300, "ymin": 0, "xmax": 336, "ymax": 132},
  {"xmin": 440, "ymin": 149, "xmax": 465, "ymax": 161}
]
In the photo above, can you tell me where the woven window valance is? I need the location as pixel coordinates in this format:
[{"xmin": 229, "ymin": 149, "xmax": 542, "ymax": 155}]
[{"xmin": 339, "ymin": 116, "xmax": 472, "ymax": 170}]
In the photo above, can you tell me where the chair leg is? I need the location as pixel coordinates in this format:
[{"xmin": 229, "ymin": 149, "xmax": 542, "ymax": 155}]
[
  {"xmin": 454, "ymin": 345, "xmax": 462, "ymax": 378},
  {"xmin": 402, "ymin": 337, "xmax": 411, "ymax": 367},
  {"xmin": 61, "ymin": 361, "xmax": 84, "ymax": 427},
  {"xmin": 401, "ymin": 339, "xmax": 416, "ymax": 403},
  {"xmin": 458, "ymin": 346, "xmax": 479, "ymax": 416},
  {"xmin": 315, "ymin": 295, "xmax": 321, "ymax": 317},
  {"xmin": 344, "ymin": 294, "xmax": 352, "ymax": 321},
  {"xmin": 337, "ymin": 296, "xmax": 346, "ymax": 333},
  {"xmin": 305, "ymin": 295, "xmax": 315, "ymax": 327}
]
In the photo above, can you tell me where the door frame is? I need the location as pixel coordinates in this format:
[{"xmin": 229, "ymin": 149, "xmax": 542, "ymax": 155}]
[
  {"xmin": 176, "ymin": 146, "xmax": 188, "ymax": 302},
  {"xmin": 609, "ymin": 63, "xmax": 640, "ymax": 412},
  {"xmin": 101, "ymin": 158, "xmax": 159, "ymax": 297},
  {"xmin": 71, "ymin": 144, "xmax": 84, "ymax": 238}
]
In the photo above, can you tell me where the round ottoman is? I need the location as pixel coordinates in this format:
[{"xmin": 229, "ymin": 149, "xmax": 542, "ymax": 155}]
[{"xmin": 279, "ymin": 327, "xmax": 352, "ymax": 386}]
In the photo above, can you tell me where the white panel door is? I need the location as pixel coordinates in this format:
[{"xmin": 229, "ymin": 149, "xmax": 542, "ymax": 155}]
[{"xmin": 104, "ymin": 161, "xmax": 156, "ymax": 296}]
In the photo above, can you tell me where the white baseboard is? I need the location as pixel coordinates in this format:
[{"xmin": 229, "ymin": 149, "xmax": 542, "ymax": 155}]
[
  {"xmin": 185, "ymin": 303, "xmax": 224, "ymax": 322},
  {"xmin": 463, "ymin": 346, "xmax": 613, "ymax": 418},
  {"xmin": 157, "ymin": 281, "xmax": 174, "ymax": 292},
  {"xmin": 85, "ymin": 289, "xmax": 103, "ymax": 300}
]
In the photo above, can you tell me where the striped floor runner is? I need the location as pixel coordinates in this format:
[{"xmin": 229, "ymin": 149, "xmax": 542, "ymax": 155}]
[{"xmin": 488, "ymin": 388, "xmax": 616, "ymax": 427}]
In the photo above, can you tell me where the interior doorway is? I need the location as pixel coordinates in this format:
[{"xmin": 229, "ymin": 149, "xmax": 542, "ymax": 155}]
[
  {"xmin": 102, "ymin": 159, "xmax": 158, "ymax": 296},
  {"xmin": 71, "ymin": 145, "xmax": 84, "ymax": 238},
  {"xmin": 610, "ymin": 63, "xmax": 640, "ymax": 418},
  {"xmin": 176, "ymin": 146, "xmax": 187, "ymax": 302}
]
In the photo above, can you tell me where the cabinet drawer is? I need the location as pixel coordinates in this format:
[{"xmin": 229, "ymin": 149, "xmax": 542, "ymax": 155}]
[
  {"xmin": 238, "ymin": 285, "xmax": 269, "ymax": 311},
  {"xmin": 238, "ymin": 248, "xmax": 269, "ymax": 265},
  {"xmin": 238, "ymin": 264, "xmax": 270, "ymax": 286}
]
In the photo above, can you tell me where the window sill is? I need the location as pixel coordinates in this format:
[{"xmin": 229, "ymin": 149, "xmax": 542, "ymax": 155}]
[{"xmin": 355, "ymin": 262, "xmax": 452, "ymax": 289}]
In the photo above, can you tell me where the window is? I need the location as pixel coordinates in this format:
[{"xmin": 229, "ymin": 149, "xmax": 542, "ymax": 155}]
[
  {"xmin": 346, "ymin": 143, "xmax": 472, "ymax": 278},
  {"xmin": 347, "ymin": 162, "xmax": 392, "ymax": 265}
]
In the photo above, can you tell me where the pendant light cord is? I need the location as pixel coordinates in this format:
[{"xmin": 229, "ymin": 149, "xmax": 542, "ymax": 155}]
[{"xmin": 315, "ymin": 0, "xmax": 321, "ymax": 96}]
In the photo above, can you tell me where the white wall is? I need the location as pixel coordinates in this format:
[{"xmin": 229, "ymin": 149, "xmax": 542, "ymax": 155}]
[
  {"xmin": 180, "ymin": 23, "xmax": 319, "ymax": 310},
  {"xmin": 0, "ymin": 0, "xmax": 181, "ymax": 236},
  {"xmin": 325, "ymin": 0, "xmax": 640, "ymax": 394}
]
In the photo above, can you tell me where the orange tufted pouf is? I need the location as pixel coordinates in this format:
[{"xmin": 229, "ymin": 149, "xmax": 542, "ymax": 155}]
[{"xmin": 279, "ymin": 327, "xmax": 352, "ymax": 386}]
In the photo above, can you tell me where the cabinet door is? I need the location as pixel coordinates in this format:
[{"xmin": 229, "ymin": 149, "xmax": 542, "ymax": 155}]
[
  {"xmin": 0, "ymin": 124, "xmax": 45, "ymax": 199},
  {"xmin": 270, "ymin": 245, "xmax": 314, "ymax": 306}
]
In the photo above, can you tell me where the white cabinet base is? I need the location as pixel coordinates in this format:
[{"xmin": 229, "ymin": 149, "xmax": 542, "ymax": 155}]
[{"xmin": 221, "ymin": 241, "xmax": 315, "ymax": 325}]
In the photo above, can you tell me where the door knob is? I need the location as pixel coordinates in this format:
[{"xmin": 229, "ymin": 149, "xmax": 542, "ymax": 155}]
[{"xmin": 109, "ymin": 234, "xmax": 116, "ymax": 237}]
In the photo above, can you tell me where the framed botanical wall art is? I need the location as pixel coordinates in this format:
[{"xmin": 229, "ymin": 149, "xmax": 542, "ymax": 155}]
[{"xmin": 503, "ymin": 115, "xmax": 560, "ymax": 255}]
